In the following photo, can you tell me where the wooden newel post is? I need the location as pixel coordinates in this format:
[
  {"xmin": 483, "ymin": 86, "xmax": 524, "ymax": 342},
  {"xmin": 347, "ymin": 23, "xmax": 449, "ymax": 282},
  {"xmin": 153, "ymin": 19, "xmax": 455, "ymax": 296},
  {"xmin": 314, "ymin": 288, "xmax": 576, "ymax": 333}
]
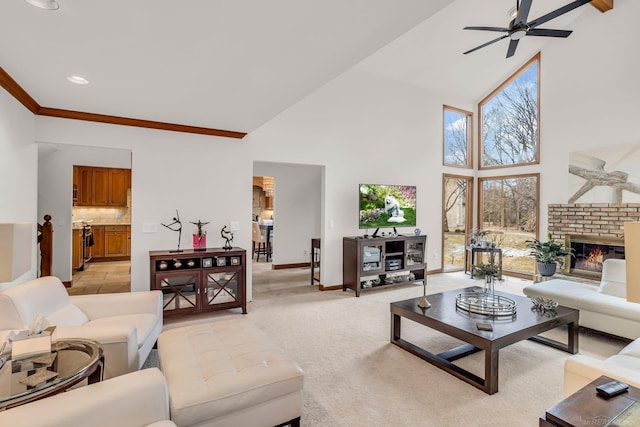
[{"xmin": 38, "ymin": 214, "xmax": 53, "ymax": 277}]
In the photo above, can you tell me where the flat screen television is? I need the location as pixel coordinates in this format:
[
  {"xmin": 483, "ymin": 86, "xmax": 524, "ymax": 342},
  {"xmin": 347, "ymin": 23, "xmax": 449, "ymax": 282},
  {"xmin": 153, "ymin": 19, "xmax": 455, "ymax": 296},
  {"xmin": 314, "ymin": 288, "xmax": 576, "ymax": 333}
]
[{"xmin": 359, "ymin": 184, "xmax": 416, "ymax": 235}]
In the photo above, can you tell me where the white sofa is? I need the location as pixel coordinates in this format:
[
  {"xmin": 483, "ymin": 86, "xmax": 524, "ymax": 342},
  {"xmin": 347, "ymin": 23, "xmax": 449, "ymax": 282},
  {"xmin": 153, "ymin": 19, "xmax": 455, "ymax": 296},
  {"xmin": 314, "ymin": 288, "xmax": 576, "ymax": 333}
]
[
  {"xmin": 0, "ymin": 368, "xmax": 176, "ymax": 427},
  {"xmin": 564, "ymin": 338, "xmax": 640, "ymax": 397},
  {"xmin": 523, "ymin": 259, "xmax": 640, "ymax": 340},
  {"xmin": 0, "ymin": 276, "xmax": 163, "ymax": 379}
]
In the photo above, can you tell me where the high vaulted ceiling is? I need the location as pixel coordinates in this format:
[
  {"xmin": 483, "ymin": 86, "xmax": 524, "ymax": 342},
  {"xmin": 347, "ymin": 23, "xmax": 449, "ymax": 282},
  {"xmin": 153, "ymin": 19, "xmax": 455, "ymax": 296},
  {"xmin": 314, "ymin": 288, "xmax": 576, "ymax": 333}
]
[{"xmin": 0, "ymin": 0, "xmax": 611, "ymax": 137}]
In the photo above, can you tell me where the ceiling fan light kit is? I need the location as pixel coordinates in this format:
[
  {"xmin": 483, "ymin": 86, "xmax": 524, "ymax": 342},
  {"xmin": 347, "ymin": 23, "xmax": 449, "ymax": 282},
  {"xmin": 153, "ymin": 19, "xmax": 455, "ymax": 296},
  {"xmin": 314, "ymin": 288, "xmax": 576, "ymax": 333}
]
[
  {"xmin": 463, "ymin": 0, "xmax": 592, "ymax": 58},
  {"xmin": 24, "ymin": 0, "xmax": 59, "ymax": 10}
]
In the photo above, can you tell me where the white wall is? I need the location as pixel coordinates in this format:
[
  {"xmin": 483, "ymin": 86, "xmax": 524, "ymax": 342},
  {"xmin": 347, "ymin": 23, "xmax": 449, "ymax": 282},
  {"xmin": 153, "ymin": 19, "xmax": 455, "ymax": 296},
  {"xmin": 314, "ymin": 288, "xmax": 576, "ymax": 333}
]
[
  {"xmin": 253, "ymin": 161, "xmax": 322, "ymax": 265},
  {"xmin": 0, "ymin": 90, "xmax": 38, "ymax": 289},
  {"xmin": 34, "ymin": 117, "xmax": 253, "ymax": 297},
  {"xmin": 249, "ymin": 70, "xmax": 468, "ymax": 286},
  {"xmin": 37, "ymin": 144, "xmax": 131, "ymax": 281}
]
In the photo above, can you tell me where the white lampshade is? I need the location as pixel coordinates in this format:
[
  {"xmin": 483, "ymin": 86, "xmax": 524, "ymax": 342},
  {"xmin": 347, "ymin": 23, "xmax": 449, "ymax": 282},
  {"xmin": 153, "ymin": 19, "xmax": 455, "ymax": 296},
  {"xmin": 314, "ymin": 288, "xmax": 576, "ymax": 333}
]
[{"xmin": 0, "ymin": 223, "xmax": 32, "ymax": 282}]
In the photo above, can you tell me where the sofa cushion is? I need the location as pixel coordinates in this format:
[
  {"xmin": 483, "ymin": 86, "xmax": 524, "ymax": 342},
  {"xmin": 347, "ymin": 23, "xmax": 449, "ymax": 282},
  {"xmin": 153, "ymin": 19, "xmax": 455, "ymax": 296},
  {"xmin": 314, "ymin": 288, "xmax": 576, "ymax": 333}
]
[
  {"xmin": 618, "ymin": 339, "xmax": 640, "ymax": 358},
  {"xmin": 0, "ymin": 294, "xmax": 24, "ymax": 330},
  {"xmin": 85, "ymin": 313, "xmax": 157, "ymax": 349},
  {"xmin": 523, "ymin": 279, "xmax": 598, "ymax": 308},
  {"xmin": 578, "ymin": 292, "xmax": 640, "ymax": 322},
  {"xmin": 598, "ymin": 258, "xmax": 627, "ymax": 297},
  {"xmin": 606, "ymin": 354, "xmax": 640, "ymax": 372},
  {"xmin": 46, "ymin": 304, "xmax": 89, "ymax": 327},
  {"xmin": 2, "ymin": 276, "xmax": 71, "ymax": 326}
]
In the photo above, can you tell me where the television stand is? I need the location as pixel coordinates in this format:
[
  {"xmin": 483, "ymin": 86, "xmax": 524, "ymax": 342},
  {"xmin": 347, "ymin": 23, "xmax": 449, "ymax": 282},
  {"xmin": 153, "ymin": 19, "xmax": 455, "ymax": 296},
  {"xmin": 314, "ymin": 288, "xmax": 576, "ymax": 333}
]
[{"xmin": 343, "ymin": 235, "xmax": 426, "ymax": 297}]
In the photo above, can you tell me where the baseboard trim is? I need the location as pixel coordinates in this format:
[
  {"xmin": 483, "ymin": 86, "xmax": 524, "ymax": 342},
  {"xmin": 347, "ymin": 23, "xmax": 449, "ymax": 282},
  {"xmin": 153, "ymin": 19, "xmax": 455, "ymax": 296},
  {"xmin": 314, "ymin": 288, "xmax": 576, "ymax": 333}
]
[
  {"xmin": 319, "ymin": 284, "xmax": 342, "ymax": 291},
  {"xmin": 90, "ymin": 256, "xmax": 131, "ymax": 263},
  {"xmin": 62, "ymin": 280, "xmax": 72, "ymax": 288},
  {"xmin": 272, "ymin": 262, "xmax": 310, "ymax": 270}
]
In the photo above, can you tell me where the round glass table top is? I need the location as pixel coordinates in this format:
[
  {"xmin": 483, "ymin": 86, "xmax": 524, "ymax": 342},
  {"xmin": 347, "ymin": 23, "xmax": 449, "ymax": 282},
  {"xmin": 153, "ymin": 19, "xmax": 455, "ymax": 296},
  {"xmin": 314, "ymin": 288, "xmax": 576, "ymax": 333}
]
[{"xmin": 0, "ymin": 338, "xmax": 103, "ymax": 407}]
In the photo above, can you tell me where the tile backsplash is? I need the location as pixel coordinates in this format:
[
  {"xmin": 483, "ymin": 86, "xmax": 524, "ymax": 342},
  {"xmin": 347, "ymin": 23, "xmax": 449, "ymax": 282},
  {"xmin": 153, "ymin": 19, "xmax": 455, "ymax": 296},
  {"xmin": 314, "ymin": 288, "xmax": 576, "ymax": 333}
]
[{"xmin": 72, "ymin": 190, "xmax": 131, "ymax": 224}]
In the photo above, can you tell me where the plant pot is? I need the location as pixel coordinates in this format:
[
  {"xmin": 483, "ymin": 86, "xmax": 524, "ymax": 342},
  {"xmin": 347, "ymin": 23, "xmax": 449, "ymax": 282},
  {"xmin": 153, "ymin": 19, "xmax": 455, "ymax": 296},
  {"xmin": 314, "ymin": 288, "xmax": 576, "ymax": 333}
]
[{"xmin": 537, "ymin": 262, "xmax": 557, "ymax": 277}]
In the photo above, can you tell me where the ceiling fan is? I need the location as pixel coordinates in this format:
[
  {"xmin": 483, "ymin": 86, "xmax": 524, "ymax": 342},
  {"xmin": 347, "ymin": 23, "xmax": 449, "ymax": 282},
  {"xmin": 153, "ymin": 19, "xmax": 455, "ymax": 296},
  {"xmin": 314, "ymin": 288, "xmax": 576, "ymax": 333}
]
[{"xmin": 463, "ymin": 0, "xmax": 592, "ymax": 58}]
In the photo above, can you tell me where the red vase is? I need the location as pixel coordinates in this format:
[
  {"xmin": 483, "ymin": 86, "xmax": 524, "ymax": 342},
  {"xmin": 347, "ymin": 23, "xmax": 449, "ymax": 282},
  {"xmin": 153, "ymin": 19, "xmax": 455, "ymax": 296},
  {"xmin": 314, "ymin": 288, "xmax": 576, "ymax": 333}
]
[{"xmin": 193, "ymin": 234, "xmax": 206, "ymax": 250}]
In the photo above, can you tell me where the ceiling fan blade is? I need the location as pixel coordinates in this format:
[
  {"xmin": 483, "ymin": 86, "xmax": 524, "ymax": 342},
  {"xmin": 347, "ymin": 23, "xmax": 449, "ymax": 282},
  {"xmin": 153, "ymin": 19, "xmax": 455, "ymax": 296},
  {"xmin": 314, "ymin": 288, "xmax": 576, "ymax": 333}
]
[
  {"xmin": 527, "ymin": 28, "xmax": 573, "ymax": 38},
  {"xmin": 463, "ymin": 35, "xmax": 509, "ymax": 55},
  {"xmin": 528, "ymin": 0, "xmax": 592, "ymax": 28},
  {"xmin": 506, "ymin": 39, "xmax": 520, "ymax": 58},
  {"xmin": 464, "ymin": 26, "xmax": 509, "ymax": 32},
  {"xmin": 514, "ymin": 0, "xmax": 533, "ymax": 26}
]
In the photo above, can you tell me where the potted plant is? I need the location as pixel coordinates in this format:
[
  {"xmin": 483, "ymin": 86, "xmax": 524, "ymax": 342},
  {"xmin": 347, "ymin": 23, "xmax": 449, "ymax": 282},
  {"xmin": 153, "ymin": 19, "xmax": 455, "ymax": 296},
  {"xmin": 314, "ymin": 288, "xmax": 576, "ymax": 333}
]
[{"xmin": 526, "ymin": 232, "xmax": 572, "ymax": 277}]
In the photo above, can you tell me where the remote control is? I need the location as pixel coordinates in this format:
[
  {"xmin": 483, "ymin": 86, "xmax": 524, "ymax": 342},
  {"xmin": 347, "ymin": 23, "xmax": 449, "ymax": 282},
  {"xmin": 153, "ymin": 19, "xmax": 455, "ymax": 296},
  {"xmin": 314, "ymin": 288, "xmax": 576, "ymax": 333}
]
[{"xmin": 596, "ymin": 380, "xmax": 629, "ymax": 398}]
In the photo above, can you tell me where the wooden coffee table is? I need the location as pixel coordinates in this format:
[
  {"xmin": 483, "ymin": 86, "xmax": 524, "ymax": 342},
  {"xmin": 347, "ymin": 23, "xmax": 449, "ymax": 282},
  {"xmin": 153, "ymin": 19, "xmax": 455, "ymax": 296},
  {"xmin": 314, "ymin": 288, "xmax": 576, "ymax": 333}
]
[
  {"xmin": 0, "ymin": 338, "xmax": 104, "ymax": 410},
  {"xmin": 541, "ymin": 376, "xmax": 640, "ymax": 426},
  {"xmin": 390, "ymin": 286, "xmax": 579, "ymax": 394}
]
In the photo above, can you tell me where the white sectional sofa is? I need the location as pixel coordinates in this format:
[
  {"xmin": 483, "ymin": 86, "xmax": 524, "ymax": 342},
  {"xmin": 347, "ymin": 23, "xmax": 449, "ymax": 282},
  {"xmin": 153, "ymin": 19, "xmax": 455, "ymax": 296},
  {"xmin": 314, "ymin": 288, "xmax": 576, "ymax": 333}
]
[
  {"xmin": 523, "ymin": 259, "xmax": 640, "ymax": 340},
  {"xmin": 0, "ymin": 276, "xmax": 163, "ymax": 379},
  {"xmin": 0, "ymin": 368, "xmax": 175, "ymax": 427},
  {"xmin": 564, "ymin": 338, "xmax": 640, "ymax": 396}
]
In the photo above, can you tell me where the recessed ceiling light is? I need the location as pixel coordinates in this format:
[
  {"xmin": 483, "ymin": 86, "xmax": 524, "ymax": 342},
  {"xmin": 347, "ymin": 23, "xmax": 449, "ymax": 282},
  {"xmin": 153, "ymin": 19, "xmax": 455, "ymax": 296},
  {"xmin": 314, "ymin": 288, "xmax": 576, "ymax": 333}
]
[
  {"xmin": 24, "ymin": 0, "xmax": 60, "ymax": 10},
  {"xmin": 67, "ymin": 75, "xmax": 89, "ymax": 85}
]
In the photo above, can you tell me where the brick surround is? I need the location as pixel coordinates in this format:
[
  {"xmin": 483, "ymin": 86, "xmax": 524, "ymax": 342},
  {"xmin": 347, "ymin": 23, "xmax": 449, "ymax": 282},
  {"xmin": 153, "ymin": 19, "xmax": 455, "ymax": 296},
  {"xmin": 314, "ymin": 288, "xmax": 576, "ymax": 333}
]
[{"xmin": 548, "ymin": 203, "xmax": 640, "ymax": 240}]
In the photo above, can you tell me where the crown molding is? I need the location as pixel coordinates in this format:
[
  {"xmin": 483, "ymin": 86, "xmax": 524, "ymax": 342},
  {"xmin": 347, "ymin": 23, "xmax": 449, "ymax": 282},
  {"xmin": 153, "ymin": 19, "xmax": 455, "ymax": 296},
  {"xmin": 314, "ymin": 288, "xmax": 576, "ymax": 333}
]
[
  {"xmin": 0, "ymin": 67, "xmax": 39, "ymax": 114},
  {"xmin": 0, "ymin": 67, "xmax": 246, "ymax": 139}
]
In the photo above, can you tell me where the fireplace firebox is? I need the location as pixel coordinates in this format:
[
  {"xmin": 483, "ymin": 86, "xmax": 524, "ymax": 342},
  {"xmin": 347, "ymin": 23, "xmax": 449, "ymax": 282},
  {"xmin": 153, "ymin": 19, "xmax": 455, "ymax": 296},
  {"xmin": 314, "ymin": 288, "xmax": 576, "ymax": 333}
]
[{"xmin": 564, "ymin": 234, "xmax": 625, "ymax": 279}]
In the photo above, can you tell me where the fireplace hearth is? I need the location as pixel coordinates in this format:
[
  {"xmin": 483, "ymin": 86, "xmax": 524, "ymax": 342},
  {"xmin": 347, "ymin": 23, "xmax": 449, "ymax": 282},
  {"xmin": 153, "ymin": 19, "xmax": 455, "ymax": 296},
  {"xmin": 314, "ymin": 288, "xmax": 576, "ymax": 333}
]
[{"xmin": 564, "ymin": 234, "xmax": 625, "ymax": 279}]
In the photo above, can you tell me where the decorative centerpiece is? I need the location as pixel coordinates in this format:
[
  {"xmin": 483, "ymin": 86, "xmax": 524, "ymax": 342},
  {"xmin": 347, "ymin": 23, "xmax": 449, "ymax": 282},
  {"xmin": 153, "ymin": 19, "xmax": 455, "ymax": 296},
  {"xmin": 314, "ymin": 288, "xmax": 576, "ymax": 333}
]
[{"xmin": 190, "ymin": 220, "xmax": 209, "ymax": 251}]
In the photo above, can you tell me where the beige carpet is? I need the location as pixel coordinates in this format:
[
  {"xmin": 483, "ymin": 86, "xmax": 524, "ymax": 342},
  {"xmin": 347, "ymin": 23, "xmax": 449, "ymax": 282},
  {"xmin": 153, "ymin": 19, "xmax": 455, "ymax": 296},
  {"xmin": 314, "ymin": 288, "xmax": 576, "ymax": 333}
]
[{"xmin": 155, "ymin": 264, "xmax": 628, "ymax": 426}]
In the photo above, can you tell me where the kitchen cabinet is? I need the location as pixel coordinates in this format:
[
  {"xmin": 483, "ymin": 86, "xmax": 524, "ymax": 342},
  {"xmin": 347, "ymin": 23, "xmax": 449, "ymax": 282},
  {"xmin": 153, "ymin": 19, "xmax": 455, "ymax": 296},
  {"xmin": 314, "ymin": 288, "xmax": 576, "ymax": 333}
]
[
  {"xmin": 90, "ymin": 225, "xmax": 130, "ymax": 260},
  {"xmin": 126, "ymin": 225, "xmax": 131, "ymax": 256},
  {"xmin": 74, "ymin": 166, "xmax": 130, "ymax": 207},
  {"xmin": 72, "ymin": 229, "xmax": 83, "ymax": 269},
  {"xmin": 105, "ymin": 226, "xmax": 128, "ymax": 257},
  {"xmin": 92, "ymin": 226, "xmax": 105, "ymax": 258}
]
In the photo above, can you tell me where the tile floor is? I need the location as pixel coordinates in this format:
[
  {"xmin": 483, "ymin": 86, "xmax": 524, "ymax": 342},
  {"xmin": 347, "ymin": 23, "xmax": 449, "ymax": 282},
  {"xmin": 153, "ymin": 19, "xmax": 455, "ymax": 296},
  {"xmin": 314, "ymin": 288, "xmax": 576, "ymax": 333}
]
[{"xmin": 68, "ymin": 260, "xmax": 131, "ymax": 295}]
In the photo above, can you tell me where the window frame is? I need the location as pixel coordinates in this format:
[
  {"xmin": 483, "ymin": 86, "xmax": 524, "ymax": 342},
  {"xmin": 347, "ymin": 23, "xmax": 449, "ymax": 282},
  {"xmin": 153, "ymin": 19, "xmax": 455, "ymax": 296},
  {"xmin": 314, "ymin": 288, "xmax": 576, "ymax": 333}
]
[
  {"xmin": 478, "ymin": 53, "xmax": 541, "ymax": 170},
  {"xmin": 477, "ymin": 173, "xmax": 540, "ymax": 278},
  {"xmin": 443, "ymin": 105, "xmax": 473, "ymax": 168}
]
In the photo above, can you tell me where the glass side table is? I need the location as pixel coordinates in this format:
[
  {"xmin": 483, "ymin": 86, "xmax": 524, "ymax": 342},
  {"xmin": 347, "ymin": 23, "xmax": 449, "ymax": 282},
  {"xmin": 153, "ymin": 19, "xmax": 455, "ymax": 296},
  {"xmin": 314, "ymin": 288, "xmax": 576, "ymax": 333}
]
[{"xmin": 0, "ymin": 338, "xmax": 104, "ymax": 410}]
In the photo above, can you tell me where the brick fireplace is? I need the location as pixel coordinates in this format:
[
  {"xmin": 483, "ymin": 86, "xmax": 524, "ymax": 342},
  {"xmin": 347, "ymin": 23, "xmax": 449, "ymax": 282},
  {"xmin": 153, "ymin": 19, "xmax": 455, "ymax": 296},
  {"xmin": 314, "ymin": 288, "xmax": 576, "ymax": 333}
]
[{"xmin": 548, "ymin": 203, "xmax": 640, "ymax": 279}]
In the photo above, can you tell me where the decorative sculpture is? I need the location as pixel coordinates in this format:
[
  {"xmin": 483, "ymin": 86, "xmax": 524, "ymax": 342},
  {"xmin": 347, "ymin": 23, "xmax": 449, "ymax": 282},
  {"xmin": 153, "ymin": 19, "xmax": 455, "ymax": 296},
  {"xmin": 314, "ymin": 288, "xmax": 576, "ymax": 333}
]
[
  {"xmin": 417, "ymin": 273, "xmax": 430, "ymax": 309},
  {"xmin": 161, "ymin": 210, "xmax": 183, "ymax": 253},
  {"xmin": 221, "ymin": 225, "xmax": 234, "ymax": 250},
  {"xmin": 190, "ymin": 220, "xmax": 209, "ymax": 251}
]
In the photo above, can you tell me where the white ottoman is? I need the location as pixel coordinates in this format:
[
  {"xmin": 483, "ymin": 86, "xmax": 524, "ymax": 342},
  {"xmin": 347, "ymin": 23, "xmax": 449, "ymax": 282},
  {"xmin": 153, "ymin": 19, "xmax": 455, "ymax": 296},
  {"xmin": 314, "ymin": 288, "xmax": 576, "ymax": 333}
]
[{"xmin": 157, "ymin": 318, "xmax": 304, "ymax": 427}]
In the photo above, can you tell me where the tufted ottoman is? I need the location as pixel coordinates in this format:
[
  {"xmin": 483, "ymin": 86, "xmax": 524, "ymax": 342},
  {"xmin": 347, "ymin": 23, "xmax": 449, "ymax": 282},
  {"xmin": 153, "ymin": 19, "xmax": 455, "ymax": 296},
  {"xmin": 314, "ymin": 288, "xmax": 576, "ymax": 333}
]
[{"xmin": 157, "ymin": 318, "xmax": 304, "ymax": 427}]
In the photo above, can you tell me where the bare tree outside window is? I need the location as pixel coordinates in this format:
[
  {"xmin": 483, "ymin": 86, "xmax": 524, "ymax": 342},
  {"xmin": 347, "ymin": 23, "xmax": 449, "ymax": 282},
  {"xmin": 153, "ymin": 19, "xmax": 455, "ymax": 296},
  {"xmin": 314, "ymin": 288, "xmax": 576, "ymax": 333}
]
[
  {"xmin": 443, "ymin": 106, "xmax": 472, "ymax": 168},
  {"xmin": 479, "ymin": 174, "xmax": 539, "ymax": 275},
  {"xmin": 442, "ymin": 175, "xmax": 472, "ymax": 272},
  {"xmin": 480, "ymin": 54, "xmax": 539, "ymax": 169}
]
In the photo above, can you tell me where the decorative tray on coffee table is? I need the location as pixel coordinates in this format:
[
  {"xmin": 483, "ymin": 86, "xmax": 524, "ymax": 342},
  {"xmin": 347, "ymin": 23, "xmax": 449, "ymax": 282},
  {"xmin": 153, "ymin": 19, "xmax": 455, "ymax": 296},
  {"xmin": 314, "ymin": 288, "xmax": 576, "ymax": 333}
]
[{"xmin": 455, "ymin": 291, "xmax": 517, "ymax": 317}]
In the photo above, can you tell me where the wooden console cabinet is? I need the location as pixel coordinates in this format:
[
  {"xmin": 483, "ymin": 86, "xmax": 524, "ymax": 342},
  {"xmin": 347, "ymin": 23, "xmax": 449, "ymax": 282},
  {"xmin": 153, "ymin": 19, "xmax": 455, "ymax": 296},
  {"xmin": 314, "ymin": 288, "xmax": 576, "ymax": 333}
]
[
  {"xmin": 343, "ymin": 235, "xmax": 426, "ymax": 297},
  {"xmin": 149, "ymin": 248, "xmax": 247, "ymax": 317}
]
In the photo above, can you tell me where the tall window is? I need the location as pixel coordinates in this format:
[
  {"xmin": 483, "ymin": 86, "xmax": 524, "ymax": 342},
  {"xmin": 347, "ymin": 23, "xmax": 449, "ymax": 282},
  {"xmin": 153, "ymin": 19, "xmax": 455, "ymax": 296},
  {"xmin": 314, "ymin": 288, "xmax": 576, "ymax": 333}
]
[
  {"xmin": 443, "ymin": 106, "xmax": 472, "ymax": 168},
  {"xmin": 480, "ymin": 53, "xmax": 540, "ymax": 169},
  {"xmin": 442, "ymin": 174, "xmax": 472, "ymax": 272},
  {"xmin": 478, "ymin": 174, "xmax": 539, "ymax": 275}
]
